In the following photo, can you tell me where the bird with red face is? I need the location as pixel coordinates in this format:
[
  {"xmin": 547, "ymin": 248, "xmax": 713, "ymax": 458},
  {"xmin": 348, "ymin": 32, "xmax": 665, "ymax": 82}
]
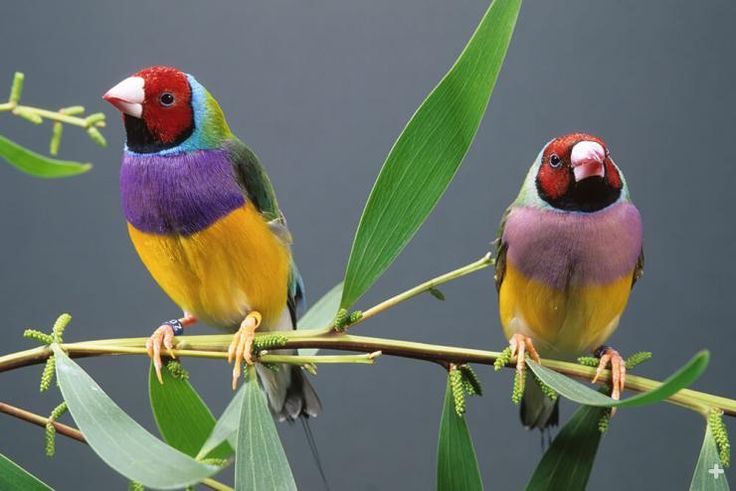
[
  {"xmin": 103, "ymin": 66, "xmax": 320, "ymax": 421},
  {"xmin": 495, "ymin": 133, "xmax": 643, "ymax": 429}
]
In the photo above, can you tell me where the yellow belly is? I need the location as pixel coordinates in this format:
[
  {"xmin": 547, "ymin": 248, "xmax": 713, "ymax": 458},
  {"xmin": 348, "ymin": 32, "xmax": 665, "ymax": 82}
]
[
  {"xmin": 128, "ymin": 202, "xmax": 290, "ymax": 328},
  {"xmin": 499, "ymin": 262, "xmax": 634, "ymax": 358}
]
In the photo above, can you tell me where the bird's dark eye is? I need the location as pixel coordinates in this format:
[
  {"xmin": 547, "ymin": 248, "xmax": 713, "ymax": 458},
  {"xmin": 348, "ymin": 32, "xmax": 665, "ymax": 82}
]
[
  {"xmin": 159, "ymin": 92, "xmax": 175, "ymax": 107},
  {"xmin": 549, "ymin": 154, "xmax": 561, "ymax": 168}
]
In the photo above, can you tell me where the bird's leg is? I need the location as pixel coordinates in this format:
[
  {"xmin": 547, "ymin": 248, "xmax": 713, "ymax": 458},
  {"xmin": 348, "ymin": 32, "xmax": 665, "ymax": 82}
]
[
  {"xmin": 509, "ymin": 333, "xmax": 541, "ymax": 374},
  {"xmin": 146, "ymin": 313, "xmax": 198, "ymax": 384},
  {"xmin": 228, "ymin": 311, "xmax": 263, "ymax": 390},
  {"xmin": 592, "ymin": 345, "xmax": 626, "ymax": 408}
]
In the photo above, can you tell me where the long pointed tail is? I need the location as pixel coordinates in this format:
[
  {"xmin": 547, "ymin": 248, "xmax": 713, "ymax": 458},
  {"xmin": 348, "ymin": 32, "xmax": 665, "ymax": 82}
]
[{"xmin": 301, "ymin": 418, "xmax": 330, "ymax": 490}]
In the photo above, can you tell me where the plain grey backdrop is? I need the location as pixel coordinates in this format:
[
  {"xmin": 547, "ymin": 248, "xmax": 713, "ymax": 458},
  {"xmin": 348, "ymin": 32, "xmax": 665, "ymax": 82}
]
[{"xmin": 1, "ymin": 0, "xmax": 734, "ymax": 489}]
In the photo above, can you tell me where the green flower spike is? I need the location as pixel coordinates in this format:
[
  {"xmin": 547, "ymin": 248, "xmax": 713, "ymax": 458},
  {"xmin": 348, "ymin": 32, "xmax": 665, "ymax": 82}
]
[
  {"xmin": 24, "ymin": 313, "xmax": 72, "ymax": 391},
  {"xmin": 459, "ymin": 365, "xmax": 483, "ymax": 396},
  {"xmin": 449, "ymin": 365, "xmax": 466, "ymax": 416},
  {"xmin": 44, "ymin": 402, "xmax": 68, "ymax": 457},
  {"xmin": 709, "ymin": 409, "xmax": 731, "ymax": 467},
  {"xmin": 494, "ymin": 346, "xmax": 513, "ymax": 371}
]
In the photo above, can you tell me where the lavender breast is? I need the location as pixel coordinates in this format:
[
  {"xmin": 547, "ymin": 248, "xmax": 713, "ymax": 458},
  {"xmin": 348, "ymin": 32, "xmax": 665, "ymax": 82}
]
[
  {"xmin": 120, "ymin": 149, "xmax": 245, "ymax": 236},
  {"xmin": 502, "ymin": 203, "xmax": 643, "ymax": 289}
]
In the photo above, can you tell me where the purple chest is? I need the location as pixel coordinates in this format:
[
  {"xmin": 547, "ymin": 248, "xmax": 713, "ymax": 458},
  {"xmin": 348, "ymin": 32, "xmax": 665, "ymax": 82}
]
[
  {"xmin": 502, "ymin": 203, "xmax": 643, "ymax": 288},
  {"xmin": 120, "ymin": 149, "xmax": 245, "ymax": 236}
]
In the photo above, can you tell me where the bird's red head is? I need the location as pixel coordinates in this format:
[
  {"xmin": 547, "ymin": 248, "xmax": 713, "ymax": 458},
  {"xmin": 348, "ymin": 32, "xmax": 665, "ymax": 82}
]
[
  {"xmin": 536, "ymin": 133, "xmax": 623, "ymax": 212},
  {"xmin": 104, "ymin": 66, "xmax": 194, "ymax": 153}
]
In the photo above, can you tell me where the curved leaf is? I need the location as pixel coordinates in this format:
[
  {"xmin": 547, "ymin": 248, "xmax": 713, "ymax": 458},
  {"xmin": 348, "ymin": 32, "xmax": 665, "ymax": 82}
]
[
  {"xmin": 0, "ymin": 134, "xmax": 91, "ymax": 178},
  {"xmin": 436, "ymin": 380, "xmax": 483, "ymax": 491},
  {"xmin": 0, "ymin": 453, "xmax": 52, "ymax": 491},
  {"xmin": 298, "ymin": 282, "xmax": 343, "ymax": 356},
  {"xmin": 526, "ymin": 405, "xmax": 607, "ymax": 491},
  {"xmin": 690, "ymin": 424, "xmax": 730, "ymax": 491},
  {"xmin": 235, "ymin": 365, "xmax": 296, "ymax": 491},
  {"xmin": 53, "ymin": 345, "xmax": 219, "ymax": 489},
  {"xmin": 526, "ymin": 351, "xmax": 709, "ymax": 408},
  {"xmin": 149, "ymin": 363, "xmax": 232, "ymax": 459},
  {"xmin": 339, "ymin": 0, "xmax": 522, "ymax": 309}
]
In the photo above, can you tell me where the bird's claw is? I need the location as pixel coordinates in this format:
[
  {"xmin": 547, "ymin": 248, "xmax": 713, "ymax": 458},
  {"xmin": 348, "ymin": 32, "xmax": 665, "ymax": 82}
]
[
  {"xmin": 146, "ymin": 324, "xmax": 176, "ymax": 384},
  {"xmin": 228, "ymin": 311, "xmax": 262, "ymax": 390},
  {"xmin": 509, "ymin": 333, "xmax": 541, "ymax": 374},
  {"xmin": 592, "ymin": 347, "xmax": 626, "ymax": 412}
]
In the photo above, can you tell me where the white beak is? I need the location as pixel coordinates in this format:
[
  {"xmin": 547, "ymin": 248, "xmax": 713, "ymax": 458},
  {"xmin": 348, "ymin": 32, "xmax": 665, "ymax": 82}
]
[
  {"xmin": 103, "ymin": 76, "xmax": 145, "ymax": 118},
  {"xmin": 570, "ymin": 140, "xmax": 606, "ymax": 182}
]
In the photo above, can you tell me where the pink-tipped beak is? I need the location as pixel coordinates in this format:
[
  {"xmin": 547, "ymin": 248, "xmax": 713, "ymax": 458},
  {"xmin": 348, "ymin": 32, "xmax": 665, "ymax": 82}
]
[
  {"xmin": 570, "ymin": 140, "xmax": 605, "ymax": 182},
  {"xmin": 103, "ymin": 76, "xmax": 145, "ymax": 118}
]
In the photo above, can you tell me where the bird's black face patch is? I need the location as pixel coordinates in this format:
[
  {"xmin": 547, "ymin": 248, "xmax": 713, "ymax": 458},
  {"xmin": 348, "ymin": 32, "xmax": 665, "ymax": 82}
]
[
  {"xmin": 124, "ymin": 114, "xmax": 194, "ymax": 154},
  {"xmin": 537, "ymin": 175, "xmax": 621, "ymax": 212}
]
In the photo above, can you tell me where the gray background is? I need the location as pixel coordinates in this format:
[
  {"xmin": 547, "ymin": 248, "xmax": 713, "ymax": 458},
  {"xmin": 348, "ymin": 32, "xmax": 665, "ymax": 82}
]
[{"xmin": 0, "ymin": 0, "xmax": 734, "ymax": 489}]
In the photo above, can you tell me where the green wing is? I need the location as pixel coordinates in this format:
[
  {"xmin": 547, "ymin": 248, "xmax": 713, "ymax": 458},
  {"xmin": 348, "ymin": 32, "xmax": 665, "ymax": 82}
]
[
  {"xmin": 227, "ymin": 139, "xmax": 305, "ymax": 324},
  {"xmin": 493, "ymin": 207, "xmax": 511, "ymax": 292}
]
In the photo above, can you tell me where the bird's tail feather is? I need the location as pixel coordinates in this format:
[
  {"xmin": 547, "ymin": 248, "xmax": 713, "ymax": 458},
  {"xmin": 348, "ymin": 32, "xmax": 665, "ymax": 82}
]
[
  {"xmin": 257, "ymin": 364, "xmax": 322, "ymax": 421},
  {"xmin": 301, "ymin": 417, "xmax": 330, "ymax": 491},
  {"xmin": 520, "ymin": 377, "xmax": 559, "ymax": 430}
]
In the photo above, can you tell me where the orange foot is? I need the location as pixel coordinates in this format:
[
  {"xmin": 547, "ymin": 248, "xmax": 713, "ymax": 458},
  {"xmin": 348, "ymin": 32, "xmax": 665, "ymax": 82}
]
[
  {"xmin": 228, "ymin": 311, "xmax": 262, "ymax": 390},
  {"xmin": 146, "ymin": 313, "xmax": 197, "ymax": 383},
  {"xmin": 592, "ymin": 346, "xmax": 626, "ymax": 402},
  {"xmin": 509, "ymin": 333, "xmax": 541, "ymax": 374}
]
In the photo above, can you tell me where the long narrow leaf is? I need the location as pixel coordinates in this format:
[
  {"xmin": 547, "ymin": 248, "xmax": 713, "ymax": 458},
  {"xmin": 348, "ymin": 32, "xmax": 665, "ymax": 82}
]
[
  {"xmin": 525, "ymin": 405, "xmax": 607, "ymax": 490},
  {"xmin": 0, "ymin": 453, "xmax": 52, "ymax": 491},
  {"xmin": 339, "ymin": 0, "xmax": 522, "ymax": 309},
  {"xmin": 235, "ymin": 365, "xmax": 296, "ymax": 491},
  {"xmin": 197, "ymin": 384, "xmax": 245, "ymax": 460},
  {"xmin": 298, "ymin": 282, "xmax": 343, "ymax": 356},
  {"xmin": 0, "ymin": 134, "xmax": 91, "ymax": 178},
  {"xmin": 436, "ymin": 380, "xmax": 483, "ymax": 490},
  {"xmin": 527, "ymin": 350, "xmax": 709, "ymax": 408},
  {"xmin": 53, "ymin": 345, "xmax": 219, "ymax": 489},
  {"xmin": 149, "ymin": 363, "xmax": 232, "ymax": 459},
  {"xmin": 690, "ymin": 424, "xmax": 730, "ymax": 490}
]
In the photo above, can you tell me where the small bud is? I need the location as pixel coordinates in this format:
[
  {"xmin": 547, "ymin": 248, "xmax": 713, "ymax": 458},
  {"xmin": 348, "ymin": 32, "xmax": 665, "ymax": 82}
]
[
  {"xmin": 86, "ymin": 127, "xmax": 107, "ymax": 147},
  {"xmin": 60, "ymin": 106, "xmax": 85, "ymax": 116},
  {"xmin": 459, "ymin": 365, "xmax": 482, "ymax": 396},
  {"xmin": 14, "ymin": 107, "xmax": 42, "ymax": 124},
  {"xmin": 40, "ymin": 356, "xmax": 56, "ymax": 392},
  {"xmin": 129, "ymin": 482, "xmax": 145, "ymax": 491},
  {"xmin": 598, "ymin": 409, "xmax": 611, "ymax": 433},
  {"xmin": 512, "ymin": 369, "xmax": 525, "ymax": 405},
  {"xmin": 49, "ymin": 122, "xmax": 63, "ymax": 155},
  {"xmin": 625, "ymin": 351, "xmax": 653, "ymax": 370},
  {"xmin": 166, "ymin": 360, "xmax": 189, "ymax": 380},
  {"xmin": 253, "ymin": 334, "xmax": 288, "ymax": 352},
  {"xmin": 577, "ymin": 356, "xmax": 600, "ymax": 367},
  {"xmin": 494, "ymin": 346, "xmax": 512, "ymax": 371},
  {"xmin": 45, "ymin": 422, "xmax": 56, "ymax": 457},
  {"xmin": 428, "ymin": 287, "xmax": 445, "ymax": 301},
  {"xmin": 84, "ymin": 112, "xmax": 106, "ymax": 126},
  {"xmin": 9, "ymin": 72, "xmax": 24, "ymax": 104},
  {"xmin": 449, "ymin": 366, "xmax": 466, "ymax": 416},
  {"xmin": 23, "ymin": 329, "xmax": 54, "ymax": 345},
  {"xmin": 52, "ymin": 313, "xmax": 71, "ymax": 342},
  {"xmin": 349, "ymin": 310, "xmax": 363, "ymax": 324},
  {"xmin": 333, "ymin": 309, "xmax": 349, "ymax": 331}
]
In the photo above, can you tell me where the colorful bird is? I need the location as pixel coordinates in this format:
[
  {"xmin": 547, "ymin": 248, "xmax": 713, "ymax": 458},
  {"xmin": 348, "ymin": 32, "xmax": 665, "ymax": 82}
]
[
  {"xmin": 494, "ymin": 133, "xmax": 643, "ymax": 429},
  {"xmin": 103, "ymin": 66, "xmax": 320, "ymax": 421}
]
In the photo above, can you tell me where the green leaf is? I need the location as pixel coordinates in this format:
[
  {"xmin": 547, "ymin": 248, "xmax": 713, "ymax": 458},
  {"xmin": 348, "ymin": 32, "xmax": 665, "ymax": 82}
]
[
  {"xmin": 235, "ymin": 365, "xmax": 297, "ymax": 491},
  {"xmin": 436, "ymin": 379, "xmax": 483, "ymax": 491},
  {"xmin": 52, "ymin": 345, "xmax": 219, "ymax": 489},
  {"xmin": 149, "ymin": 362, "xmax": 232, "ymax": 459},
  {"xmin": 298, "ymin": 282, "xmax": 343, "ymax": 356},
  {"xmin": 526, "ymin": 350, "xmax": 709, "ymax": 408},
  {"xmin": 525, "ymin": 405, "xmax": 607, "ymax": 491},
  {"xmin": 339, "ymin": 0, "xmax": 522, "ymax": 309},
  {"xmin": 0, "ymin": 134, "xmax": 91, "ymax": 178},
  {"xmin": 690, "ymin": 423, "xmax": 731, "ymax": 491},
  {"xmin": 0, "ymin": 453, "xmax": 52, "ymax": 491},
  {"xmin": 197, "ymin": 385, "xmax": 245, "ymax": 460}
]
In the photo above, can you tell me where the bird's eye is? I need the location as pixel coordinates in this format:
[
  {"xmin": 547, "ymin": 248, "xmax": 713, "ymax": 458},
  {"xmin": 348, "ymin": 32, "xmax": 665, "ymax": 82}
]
[
  {"xmin": 159, "ymin": 92, "xmax": 175, "ymax": 107},
  {"xmin": 549, "ymin": 154, "xmax": 562, "ymax": 168}
]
